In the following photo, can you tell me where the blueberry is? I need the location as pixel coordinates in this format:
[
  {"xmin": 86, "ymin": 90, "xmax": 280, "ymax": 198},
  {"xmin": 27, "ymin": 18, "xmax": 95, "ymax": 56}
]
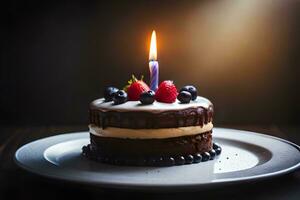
[
  {"xmin": 177, "ymin": 91, "xmax": 192, "ymax": 103},
  {"xmin": 157, "ymin": 157, "xmax": 175, "ymax": 166},
  {"xmin": 180, "ymin": 85, "xmax": 197, "ymax": 100},
  {"xmin": 185, "ymin": 155, "xmax": 194, "ymax": 164},
  {"xmin": 157, "ymin": 157, "xmax": 166, "ymax": 166},
  {"xmin": 209, "ymin": 149, "xmax": 216, "ymax": 160},
  {"xmin": 201, "ymin": 152, "xmax": 211, "ymax": 161},
  {"xmin": 82, "ymin": 145, "xmax": 89, "ymax": 153},
  {"xmin": 213, "ymin": 143, "xmax": 220, "ymax": 150},
  {"xmin": 175, "ymin": 156, "xmax": 186, "ymax": 165},
  {"xmin": 168, "ymin": 157, "xmax": 175, "ymax": 166},
  {"xmin": 113, "ymin": 90, "xmax": 128, "ymax": 105},
  {"xmin": 215, "ymin": 147, "xmax": 222, "ymax": 155},
  {"xmin": 140, "ymin": 90, "xmax": 155, "ymax": 105},
  {"xmin": 193, "ymin": 153, "xmax": 202, "ymax": 163},
  {"xmin": 104, "ymin": 87, "xmax": 119, "ymax": 101}
]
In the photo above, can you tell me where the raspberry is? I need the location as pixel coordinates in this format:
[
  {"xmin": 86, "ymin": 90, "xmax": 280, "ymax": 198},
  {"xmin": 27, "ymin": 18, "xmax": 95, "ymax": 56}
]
[{"xmin": 155, "ymin": 80, "xmax": 178, "ymax": 103}]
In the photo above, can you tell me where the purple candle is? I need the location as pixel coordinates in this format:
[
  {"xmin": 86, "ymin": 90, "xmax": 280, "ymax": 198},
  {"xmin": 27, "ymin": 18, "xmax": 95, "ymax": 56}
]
[
  {"xmin": 149, "ymin": 30, "xmax": 159, "ymax": 91},
  {"xmin": 149, "ymin": 60, "xmax": 159, "ymax": 91}
]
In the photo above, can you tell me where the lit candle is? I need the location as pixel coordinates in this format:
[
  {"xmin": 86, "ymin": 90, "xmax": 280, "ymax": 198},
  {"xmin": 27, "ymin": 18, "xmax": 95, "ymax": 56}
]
[{"xmin": 149, "ymin": 30, "xmax": 159, "ymax": 91}]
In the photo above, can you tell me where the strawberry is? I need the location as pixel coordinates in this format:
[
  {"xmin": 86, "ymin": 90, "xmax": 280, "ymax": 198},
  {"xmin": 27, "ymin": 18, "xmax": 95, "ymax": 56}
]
[
  {"xmin": 124, "ymin": 75, "xmax": 150, "ymax": 101},
  {"xmin": 155, "ymin": 80, "xmax": 178, "ymax": 103}
]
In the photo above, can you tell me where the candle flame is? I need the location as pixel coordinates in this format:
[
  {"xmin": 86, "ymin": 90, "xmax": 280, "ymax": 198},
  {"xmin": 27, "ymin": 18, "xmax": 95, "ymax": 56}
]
[{"xmin": 149, "ymin": 30, "xmax": 157, "ymax": 61}]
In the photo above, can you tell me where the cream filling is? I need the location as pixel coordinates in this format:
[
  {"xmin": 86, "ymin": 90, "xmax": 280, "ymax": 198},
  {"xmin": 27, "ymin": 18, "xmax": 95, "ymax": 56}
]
[{"xmin": 89, "ymin": 122, "xmax": 213, "ymax": 139}]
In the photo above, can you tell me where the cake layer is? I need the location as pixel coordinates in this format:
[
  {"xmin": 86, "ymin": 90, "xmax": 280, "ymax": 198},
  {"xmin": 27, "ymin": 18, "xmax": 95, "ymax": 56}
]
[
  {"xmin": 89, "ymin": 96, "xmax": 213, "ymax": 129},
  {"xmin": 89, "ymin": 131, "xmax": 212, "ymax": 158},
  {"xmin": 89, "ymin": 122, "xmax": 213, "ymax": 139}
]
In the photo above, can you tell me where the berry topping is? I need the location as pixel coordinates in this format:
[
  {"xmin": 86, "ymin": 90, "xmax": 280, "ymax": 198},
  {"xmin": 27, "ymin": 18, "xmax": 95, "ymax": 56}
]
[
  {"xmin": 104, "ymin": 87, "xmax": 119, "ymax": 102},
  {"xmin": 209, "ymin": 149, "xmax": 216, "ymax": 160},
  {"xmin": 140, "ymin": 90, "xmax": 155, "ymax": 105},
  {"xmin": 201, "ymin": 152, "xmax": 211, "ymax": 161},
  {"xmin": 185, "ymin": 155, "xmax": 194, "ymax": 164},
  {"xmin": 180, "ymin": 85, "xmax": 197, "ymax": 100},
  {"xmin": 125, "ymin": 75, "xmax": 150, "ymax": 101},
  {"xmin": 168, "ymin": 157, "xmax": 175, "ymax": 165},
  {"xmin": 175, "ymin": 156, "xmax": 185, "ymax": 165},
  {"xmin": 155, "ymin": 80, "xmax": 178, "ymax": 103},
  {"xmin": 177, "ymin": 91, "xmax": 192, "ymax": 103},
  {"xmin": 193, "ymin": 153, "xmax": 202, "ymax": 163},
  {"xmin": 213, "ymin": 142, "xmax": 220, "ymax": 150},
  {"xmin": 215, "ymin": 147, "xmax": 222, "ymax": 155},
  {"xmin": 113, "ymin": 90, "xmax": 128, "ymax": 105}
]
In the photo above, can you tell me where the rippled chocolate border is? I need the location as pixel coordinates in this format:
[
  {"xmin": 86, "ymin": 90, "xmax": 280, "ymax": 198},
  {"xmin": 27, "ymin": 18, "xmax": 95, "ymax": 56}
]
[{"xmin": 90, "ymin": 105, "xmax": 213, "ymax": 129}]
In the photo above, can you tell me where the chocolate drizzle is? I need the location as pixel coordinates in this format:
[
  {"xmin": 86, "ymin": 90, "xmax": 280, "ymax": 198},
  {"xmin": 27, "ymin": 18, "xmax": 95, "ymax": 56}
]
[{"xmin": 89, "ymin": 105, "xmax": 214, "ymax": 129}]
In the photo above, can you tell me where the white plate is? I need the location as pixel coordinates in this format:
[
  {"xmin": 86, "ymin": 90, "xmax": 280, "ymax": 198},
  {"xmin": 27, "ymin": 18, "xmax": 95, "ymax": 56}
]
[{"xmin": 15, "ymin": 128, "xmax": 300, "ymax": 191}]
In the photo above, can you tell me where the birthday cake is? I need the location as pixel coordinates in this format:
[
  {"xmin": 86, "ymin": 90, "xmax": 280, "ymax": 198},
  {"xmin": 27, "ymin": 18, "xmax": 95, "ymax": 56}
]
[
  {"xmin": 82, "ymin": 30, "xmax": 220, "ymax": 166},
  {"xmin": 82, "ymin": 77, "xmax": 221, "ymax": 166}
]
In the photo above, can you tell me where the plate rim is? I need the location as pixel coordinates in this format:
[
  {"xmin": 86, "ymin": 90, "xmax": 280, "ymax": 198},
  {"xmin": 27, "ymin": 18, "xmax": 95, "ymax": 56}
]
[{"xmin": 14, "ymin": 128, "xmax": 300, "ymax": 191}]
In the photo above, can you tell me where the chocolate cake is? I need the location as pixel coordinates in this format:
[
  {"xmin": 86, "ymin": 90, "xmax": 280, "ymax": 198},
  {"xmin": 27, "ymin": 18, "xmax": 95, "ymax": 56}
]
[{"xmin": 82, "ymin": 94, "xmax": 221, "ymax": 166}]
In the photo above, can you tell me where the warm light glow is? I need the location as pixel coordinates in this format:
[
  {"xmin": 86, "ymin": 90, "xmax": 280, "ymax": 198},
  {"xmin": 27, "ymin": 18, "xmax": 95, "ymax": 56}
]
[{"xmin": 149, "ymin": 30, "xmax": 157, "ymax": 61}]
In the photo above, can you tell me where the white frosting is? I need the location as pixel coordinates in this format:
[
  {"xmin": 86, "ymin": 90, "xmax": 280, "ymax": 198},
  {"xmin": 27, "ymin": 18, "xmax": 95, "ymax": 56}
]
[
  {"xmin": 91, "ymin": 96, "xmax": 212, "ymax": 113},
  {"xmin": 89, "ymin": 122, "xmax": 213, "ymax": 139}
]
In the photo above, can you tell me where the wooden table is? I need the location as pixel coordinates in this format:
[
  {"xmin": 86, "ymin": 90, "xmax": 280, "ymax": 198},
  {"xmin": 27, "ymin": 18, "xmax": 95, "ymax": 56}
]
[{"xmin": 1, "ymin": 125, "xmax": 300, "ymax": 200}]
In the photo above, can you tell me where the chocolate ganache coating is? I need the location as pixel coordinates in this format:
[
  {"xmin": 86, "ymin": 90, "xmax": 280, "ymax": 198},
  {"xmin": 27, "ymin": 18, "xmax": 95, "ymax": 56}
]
[
  {"xmin": 89, "ymin": 96, "xmax": 214, "ymax": 129},
  {"xmin": 84, "ymin": 96, "xmax": 218, "ymax": 166}
]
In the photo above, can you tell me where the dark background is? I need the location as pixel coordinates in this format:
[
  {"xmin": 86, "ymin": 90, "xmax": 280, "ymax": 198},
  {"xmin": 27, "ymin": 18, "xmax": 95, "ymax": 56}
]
[
  {"xmin": 2, "ymin": 1, "xmax": 300, "ymax": 200},
  {"xmin": 2, "ymin": 0, "xmax": 300, "ymax": 126}
]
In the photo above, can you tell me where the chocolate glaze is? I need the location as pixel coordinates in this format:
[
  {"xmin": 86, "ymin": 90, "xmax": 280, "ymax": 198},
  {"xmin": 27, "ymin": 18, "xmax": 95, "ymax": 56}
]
[{"xmin": 89, "ymin": 105, "xmax": 214, "ymax": 129}]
